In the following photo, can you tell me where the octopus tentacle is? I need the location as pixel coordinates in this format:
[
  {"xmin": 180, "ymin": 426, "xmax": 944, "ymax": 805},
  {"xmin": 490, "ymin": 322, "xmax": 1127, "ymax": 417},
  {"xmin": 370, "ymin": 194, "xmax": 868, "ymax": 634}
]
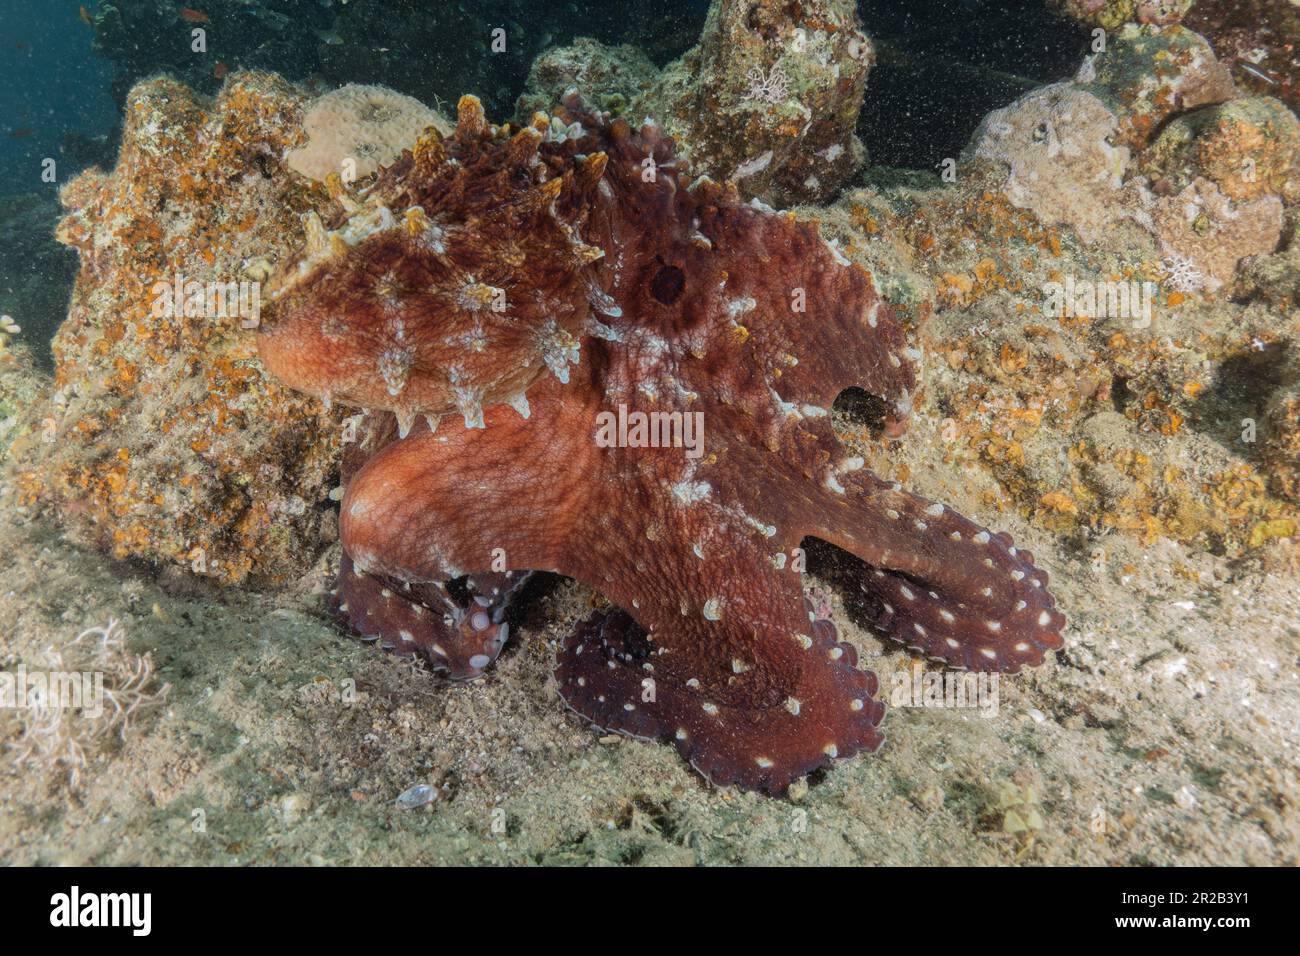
[
  {"xmin": 802, "ymin": 470, "xmax": 1066, "ymax": 673},
  {"xmin": 338, "ymin": 385, "xmax": 593, "ymax": 584},
  {"xmin": 555, "ymin": 600, "xmax": 883, "ymax": 796},
  {"xmin": 333, "ymin": 552, "xmax": 528, "ymax": 679},
  {"xmin": 331, "ymin": 412, "xmax": 532, "ymax": 678},
  {"xmin": 546, "ymin": 480, "xmax": 890, "ymax": 794},
  {"xmin": 341, "ymin": 409, "xmax": 888, "ymax": 794}
]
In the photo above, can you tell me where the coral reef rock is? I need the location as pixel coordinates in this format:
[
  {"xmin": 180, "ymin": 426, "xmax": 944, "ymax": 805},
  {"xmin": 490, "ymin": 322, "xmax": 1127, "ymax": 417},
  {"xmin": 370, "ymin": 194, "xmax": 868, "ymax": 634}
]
[
  {"xmin": 823, "ymin": 38, "xmax": 1298, "ymax": 556},
  {"xmin": 635, "ymin": 0, "xmax": 873, "ymax": 206},
  {"xmin": 1142, "ymin": 96, "xmax": 1300, "ymax": 206},
  {"xmin": 1152, "ymin": 177, "xmax": 1284, "ymax": 291},
  {"xmin": 969, "ymin": 24, "xmax": 1288, "ymax": 290},
  {"xmin": 1051, "ymin": 0, "xmax": 1299, "ymax": 113},
  {"xmin": 11, "ymin": 73, "xmax": 348, "ymax": 586},
  {"xmin": 1079, "ymin": 24, "xmax": 1236, "ymax": 151},
  {"xmin": 516, "ymin": 37, "xmax": 660, "ymax": 122},
  {"xmin": 1260, "ymin": 343, "xmax": 1300, "ymax": 506},
  {"xmin": 1049, "ymin": 0, "xmax": 1194, "ymax": 31},
  {"xmin": 0, "ymin": 343, "xmax": 48, "ymax": 467},
  {"xmin": 1183, "ymin": 0, "xmax": 1300, "ymax": 113}
]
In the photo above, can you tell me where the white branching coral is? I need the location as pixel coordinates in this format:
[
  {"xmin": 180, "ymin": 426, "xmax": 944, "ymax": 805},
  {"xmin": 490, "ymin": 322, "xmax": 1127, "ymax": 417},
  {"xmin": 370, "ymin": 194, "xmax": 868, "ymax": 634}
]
[
  {"xmin": 1161, "ymin": 252, "xmax": 1205, "ymax": 294},
  {"xmin": 742, "ymin": 63, "xmax": 792, "ymax": 106},
  {"xmin": 6, "ymin": 618, "xmax": 170, "ymax": 791}
]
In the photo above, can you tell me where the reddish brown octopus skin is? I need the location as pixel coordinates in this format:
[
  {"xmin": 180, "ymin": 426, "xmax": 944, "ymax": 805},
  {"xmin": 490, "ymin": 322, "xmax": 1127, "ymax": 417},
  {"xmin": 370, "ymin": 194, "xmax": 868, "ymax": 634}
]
[
  {"xmin": 333, "ymin": 550, "xmax": 528, "ymax": 680},
  {"xmin": 331, "ymin": 413, "xmax": 530, "ymax": 680},
  {"xmin": 260, "ymin": 95, "xmax": 1067, "ymax": 795},
  {"xmin": 261, "ymin": 94, "xmax": 604, "ymax": 436}
]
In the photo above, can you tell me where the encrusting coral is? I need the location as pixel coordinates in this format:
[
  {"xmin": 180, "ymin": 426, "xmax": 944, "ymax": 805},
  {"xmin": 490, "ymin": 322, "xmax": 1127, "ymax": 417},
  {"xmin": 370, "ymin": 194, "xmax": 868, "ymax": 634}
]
[
  {"xmin": 256, "ymin": 94, "xmax": 1066, "ymax": 794},
  {"xmin": 633, "ymin": 0, "xmax": 874, "ymax": 205},
  {"xmin": 9, "ymin": 73, "xmax": 345, "ymax": 585},
  {"xmin": 1151, "ymin": 177, "xmax": 1284, "ymax": 291}
]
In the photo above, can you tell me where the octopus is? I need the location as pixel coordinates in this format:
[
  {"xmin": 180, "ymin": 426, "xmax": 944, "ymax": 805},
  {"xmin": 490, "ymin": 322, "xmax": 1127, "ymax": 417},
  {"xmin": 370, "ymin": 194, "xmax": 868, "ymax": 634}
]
[{"xmin": 259, "ymin": 94, "xmax": 1066, "ymax": 794}]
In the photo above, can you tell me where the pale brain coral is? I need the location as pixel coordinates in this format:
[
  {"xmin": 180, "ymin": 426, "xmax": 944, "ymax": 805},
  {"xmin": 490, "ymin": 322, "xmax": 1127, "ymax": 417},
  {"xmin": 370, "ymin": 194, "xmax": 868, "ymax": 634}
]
[
  {"xmin": 286, "ymin": 83, "xmax": 452, "ymax": 183},
  {"xmin": 1153, "ymin": 177, "xmax": 1284, "ymax": 291},
  {"xmin": 969, "ymin": 82, "xmax": 1133, "ymax": 246}
]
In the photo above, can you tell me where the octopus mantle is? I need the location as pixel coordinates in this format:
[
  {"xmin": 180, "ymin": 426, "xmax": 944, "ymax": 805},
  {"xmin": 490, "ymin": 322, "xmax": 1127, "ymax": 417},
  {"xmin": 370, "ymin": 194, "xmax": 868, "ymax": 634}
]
[{"xmin": 259, "ymin": 95, "xmax": 1066, "ymax": 794}]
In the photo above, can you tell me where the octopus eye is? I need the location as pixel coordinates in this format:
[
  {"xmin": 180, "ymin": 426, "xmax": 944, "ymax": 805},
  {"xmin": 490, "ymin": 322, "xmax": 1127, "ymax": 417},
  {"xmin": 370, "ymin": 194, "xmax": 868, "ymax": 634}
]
[
  {"xmin": 1033, "ymin": 121, "xmax": 1050, "ymax": 143},
  {"xmin": 649, "ymin": 264, "xmax": 686, "ymax": 305}
]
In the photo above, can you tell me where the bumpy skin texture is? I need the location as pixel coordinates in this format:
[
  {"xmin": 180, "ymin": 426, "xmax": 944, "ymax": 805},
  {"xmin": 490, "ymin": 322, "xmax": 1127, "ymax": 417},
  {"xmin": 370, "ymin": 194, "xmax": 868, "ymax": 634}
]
[
  {"xmin": 261, "ymin": 96, "xmax": 1066, "ymax": 794},
  {"xmin": 262, "ymin": 95, "xmax": 604, "ymax": 436}
]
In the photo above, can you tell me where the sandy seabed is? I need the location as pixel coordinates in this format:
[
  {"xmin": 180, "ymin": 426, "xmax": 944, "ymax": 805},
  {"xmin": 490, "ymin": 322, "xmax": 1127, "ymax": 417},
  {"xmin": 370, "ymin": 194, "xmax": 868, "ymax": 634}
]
[{"xmin": 1, "ymin": 418, "xmax": 1294, "ymax": 867}]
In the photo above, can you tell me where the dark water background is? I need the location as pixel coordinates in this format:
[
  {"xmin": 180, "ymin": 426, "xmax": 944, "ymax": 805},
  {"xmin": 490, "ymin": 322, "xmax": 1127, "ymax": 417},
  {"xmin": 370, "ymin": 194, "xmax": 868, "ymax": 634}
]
[
  {"xmin": 0, "ymin": 0, "xmax": 1087, "ymax": 197},
  {"xmin": 0, "ymin": 1, "xmax": 117, "ymax": 198}
]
